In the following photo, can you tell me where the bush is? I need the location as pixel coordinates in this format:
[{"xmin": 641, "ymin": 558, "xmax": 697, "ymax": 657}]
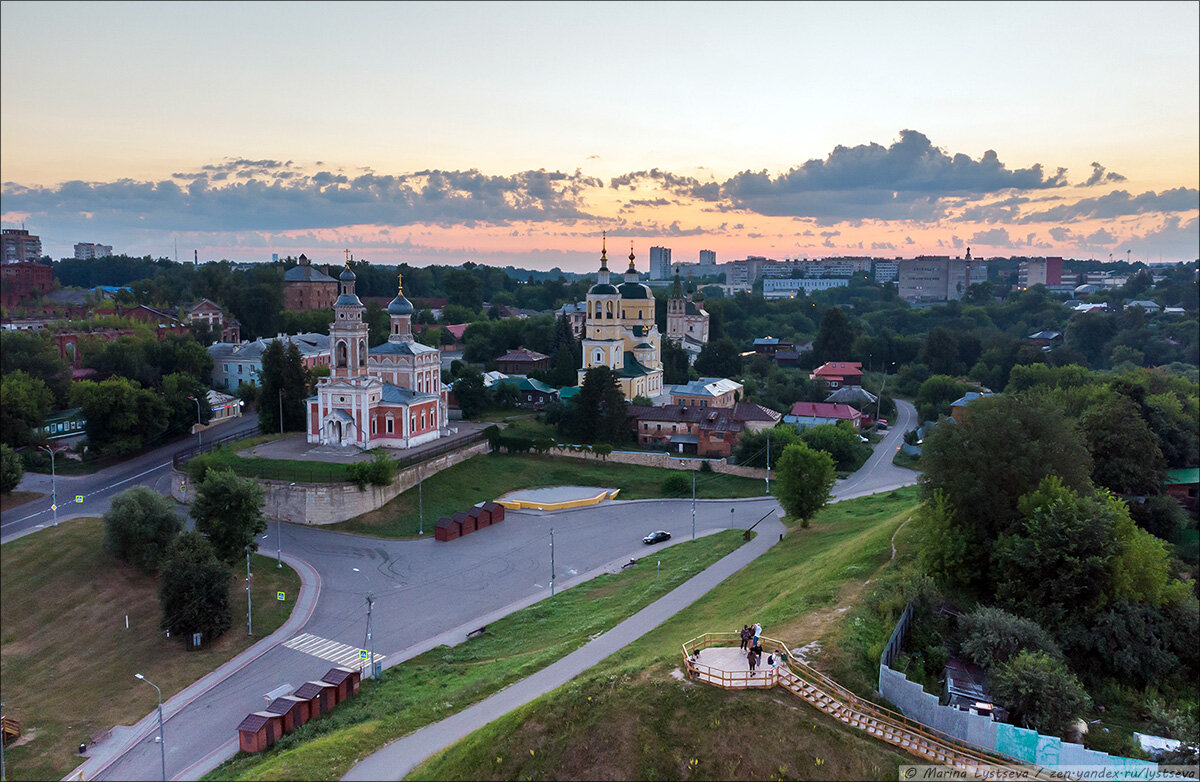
[
  {"xmin": 347, "ymin": 453, "xmax": 398, "ymax": 490},
  {"xmin": 958, "ymin": 605, "xmax": 1061, "ymax": 669},
  {"xmin": 499, "ymin": 435, "xmax": 533, "ymax": 454},
  {"xmin": 532, "ymin": 437, "xmax": 555, "ymax": 454},
  {"xmin": 483, "ymin": 424, "xmax": 502, "ymax": 453},
  {"xmin": 103, "ymin": 486, "xmax": 184, "ymax": 573},
  {"xmin": 991, "ymin": 651, "xmax": 1091, "ymax": 738},
  {"xmin": 0, "ymin": 443, "xmax": 22, "ymax": 494},
  {"xmin": 662, "ymin": 473, "xmax": 691, "ymax": 496},
  {"xmin": 800, "ymin": 422, "xmax": 862, "ymax": 469},
  {"xmin": 592, "ymin": 443, "xmax": 612, "ymax": 460},
  {"xmin": 699, "ymin": 459, "xmax": 713, "ymax": 473}
]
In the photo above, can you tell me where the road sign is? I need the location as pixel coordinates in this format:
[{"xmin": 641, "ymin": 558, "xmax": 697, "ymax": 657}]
[
  {"xmin": 359, "ymin": 649, "xmax": 369, "ymax": 660},
  {"xmin": 276, "ymin": 591, "xmax": 286, "ymax": 601},
  {"xmin": 51, "ymin": 504, "xmax": 57, "ymax": 511},
  {"xmin": 75, "ymin": 495, "xmax": 84, "ymax": 503}
]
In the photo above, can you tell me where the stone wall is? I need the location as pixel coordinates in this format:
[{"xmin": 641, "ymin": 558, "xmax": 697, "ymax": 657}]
[
  {"xmin": 171, "ymin": 440, "xmax": 489, "ymax": 526},
  {"xmin": 540, "ymin": 446, "xmax": 768, "ymax": 481}
]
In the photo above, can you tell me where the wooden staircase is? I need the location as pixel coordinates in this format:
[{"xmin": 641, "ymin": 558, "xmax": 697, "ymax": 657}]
[{"xmin": 2, "ymin": 713, "xmax": 20, "ymax": 745}]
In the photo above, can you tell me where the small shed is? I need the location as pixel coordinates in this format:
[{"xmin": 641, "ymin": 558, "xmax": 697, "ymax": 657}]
[
  {"xmin": 237, "ymin": 711, "xmax": 283, "ymax": 753},
  {"xmin": 293, "ymin": 680, "xmax": 336, "ymax": 717},
  {"xmin": 434, "ymin": 516, "xmax": 460, "ymax": 542},
  {"xmin": 483, "ymin": 501, "xmax": 504, "ymax": 524},
  {"xmin": 454, "ymin": 510, "xmax": 476, "ymax": 535},
  {"xmin": 322, "ymin": 666, "xmax": 362, "ymax": 703},
  {"xmin": 264, "ymin": 696, "xmax": 308, "ymax": 733},
  {"xmin": 470, "ymin": 505, "xmax": 490, "ymax": 528}
]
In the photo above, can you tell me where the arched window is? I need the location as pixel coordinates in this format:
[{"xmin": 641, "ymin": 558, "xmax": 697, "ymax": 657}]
[
  {"xmin": 359, "ymin": 340, "xmax": 367, "ymax": 365},
  {"xmin": 336, "ymin": 341, "xmax": 348, "ymax": 368},
  {"xmin": 593, "ymin": 349, "xmax": 603, "ymax": 364}
]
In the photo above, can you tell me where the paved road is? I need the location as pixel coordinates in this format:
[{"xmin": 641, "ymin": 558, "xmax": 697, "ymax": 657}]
[
  {"xmin": 95, "ymin": 497, "xmax": 782, "ymax": 781},
  {"xmin": 14, "ymin": 400, "xmax": 917, "ymax": 780},
  {"xmin": 1, "ymin": 415, "xmax": 259, "ymax": 544},
  {"xmin": 833, "ymin": 398, "xmax": 918, "ymax": 501}
]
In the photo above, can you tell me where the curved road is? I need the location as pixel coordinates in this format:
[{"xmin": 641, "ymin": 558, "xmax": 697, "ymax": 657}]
[{"xmin": 2, "ymin": 401, "xmax": 918, "ymax": 780}]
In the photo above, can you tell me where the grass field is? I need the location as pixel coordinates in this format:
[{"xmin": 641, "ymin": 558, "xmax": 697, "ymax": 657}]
[
  {"xmin": 203, "ymin": 531, "xmax": 748, "ymax": 781},
  {"xmin": 0, "ymin": 490, "xmax": 43, "ymax": 512},
  {"xmin": 892, "ymin": 449, "xmax": 922, "ymax": 472},
  {"xmin": 411, "ymin": 486, "xmax": 923, "ymax": 780},
  {"xmin": 330, "ymin": 452, "xmax": 768, "ymax": 538},
  {"xmin": 0, "ymin": 519, "xmax": 301, "ymax": 781},
  {"xmin": 186, "ymin": 434, "xmax": 351, "ymax": 483}
]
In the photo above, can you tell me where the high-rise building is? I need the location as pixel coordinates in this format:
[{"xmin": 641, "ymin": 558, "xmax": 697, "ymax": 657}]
[
  {"xmin": 649, "ymin": 246, "xmax": 672, "ymax": 280},
  {"xmin": 897, "ymin": 249, "xmax": 987, "ymax": 302},
  {"xmin": 699, "ymin": 249, "xmax": 716, "ymax": 266},
  {"xmin": 1017, "ymin": 257, "xmax": 1063, "ymax": 290},
  {"xmin": 74, "ymin": 242, "xmax": 113, "ymax": 260},
  {"xmin": 2, "ymin": 229, "xmax": 42, "ymax": 264}
]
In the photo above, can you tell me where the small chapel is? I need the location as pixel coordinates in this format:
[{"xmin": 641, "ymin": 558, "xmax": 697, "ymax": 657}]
[
  {"xmin": 306, "ymin": 263, "xmax": 446, "ymax": 449},
  {"xmin": 577, "ymin": 236, "xmax": 665, "ymax": 400}
]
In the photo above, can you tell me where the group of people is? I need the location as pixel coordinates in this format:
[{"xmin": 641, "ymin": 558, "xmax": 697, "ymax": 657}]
[{"xmin": 739, "ymin": 623, "xmax": 781, "ymax": 675}]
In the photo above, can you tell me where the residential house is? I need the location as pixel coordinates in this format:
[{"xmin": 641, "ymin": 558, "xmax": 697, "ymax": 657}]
[
  {"xmin": 809, "ymin": 361, "xmax": 863, "ymax": 391},
  {"xmin": 628, "ymin": 402, "xmax": 781, "ymax": 458},
  {"xmin": 1026, "ymin": 330, "xmax": 1063, "ymax": 349},
  {"xmin": 283, "ymin": 255, "xmax": 338, "ymax": 311},
  {"xmin": 785, "ymin": 401, "xmax": 863, "ymax": 431},
  {"xmin": 185, "ymin": 298, "xmax": 240, "ymax": 343},
  {"xmin": 753, "ymin": 337, "xmax": 793, "ymax": 356},
  {"xmin": 1166, "ymin": 468, "xmax": 1199, "ymax": 518},
  {"xmin": 495, "ymin": 347, "xmax": 550, "ymax": 374},
  {"xmin": 949, "ymin": 391, "xmax": 994, "ymax": 424},
  {"xmin": 1124, "ymin": 299, "xmax": 1162, "ymax": 313},
  {"xmin": 669, "ymin": 377, "xmax": 742, "ymax": 408},
  {"xmin": 556, "ymin": 301, "xmax": 587, "ymax": 338},
  {"xmin": 208, "ymin": 332, "xmax": 331, "ymax": 391},
  {"xmin": 494, "ymin": 376, "xmax": 558, "ymax": 410}
]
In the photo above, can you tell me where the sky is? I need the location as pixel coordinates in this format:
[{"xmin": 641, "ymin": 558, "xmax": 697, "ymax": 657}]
[{"xmin": 2, "ymin": 1, "xmax": 1198, "ymax": 270}]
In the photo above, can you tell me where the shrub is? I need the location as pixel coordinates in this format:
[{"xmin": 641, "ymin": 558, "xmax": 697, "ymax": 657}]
[
  {"xmin": 0, "ymin": 443, "xmax": 22, "ymax": 494},
  {"xmin": 592, "ymin": 443, "xmax": 612, "ymax": 460},
  {"xmin": 158, "ymin": 531, "xmax": 233, "ymax": 642},
  {"xmin": 348, "ymin": 453, "xmax": 398, "ymax": 490},
  {"xmin": 699, "ymin": 459, "xmax": 713, "ymax": 473},
  {"xmin": 532, "ymin": 437, "xmax": 555, "ymax": 454},
  {"xmin": 662, "ymin": 473, "xmax": 691, "ymax": 497},
  {"xmin": 958, "ymin": 605, "xmax": 1061, "ymax": 669},
  {"xmin": 103, "ymin": 486, "xmax": 183, "ymax": 573},
  {"xmin": 991, "ymin": 651, "xmax": 1091, "ymax": 738}
]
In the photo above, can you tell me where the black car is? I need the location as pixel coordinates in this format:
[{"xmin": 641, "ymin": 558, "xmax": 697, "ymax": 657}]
[{"xmin": 643, "ymin": 530, "xmax": 671, "ymax": 545}]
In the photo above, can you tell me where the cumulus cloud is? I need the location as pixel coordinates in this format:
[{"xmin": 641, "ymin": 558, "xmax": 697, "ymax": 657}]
[
  {"xmin": 1019, "ymin": 187, "xmax": 1199, "ymax": 223},
  {"xmin": 609, "ymin": 169, "xmax": 720, "ymax": 201},
  {"xmin": 968, "ymin": 228, "xmax": 1013, "ymax": 246},
  {"xmin": 1, "ymin": 166, "xmax": 603, "ymax": 232},
  {"xmin": 1080, "ymin": 162, "xmax": 1127, "ymax": 187}
]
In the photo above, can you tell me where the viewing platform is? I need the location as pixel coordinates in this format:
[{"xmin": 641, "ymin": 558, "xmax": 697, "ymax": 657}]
[{"xmin": 495, "ymin": 485, "xmax": 619, "ymax": 511}]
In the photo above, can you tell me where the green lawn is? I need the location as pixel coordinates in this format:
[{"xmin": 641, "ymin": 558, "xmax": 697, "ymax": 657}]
[
  {"xmin": 330, "ymin": 452, "xmax": 768, "ymax": 538},
  {"xmin": 0, "ymin": 519, "xmax": 300, "ymax": 781},
  {"xmin": 203, "ymin": 531, "xmax": 748, "ymax": 781},
  {"xmin": 186, "ymin": 434, "xmax": 351, "ymax": 482},
  {"xmin": 412, "ymin": 486, "xmax": 923, "ymax": 780},
  {"xmin": 892, "ymin": 449, "xmax": 922, "ymax": 472}
]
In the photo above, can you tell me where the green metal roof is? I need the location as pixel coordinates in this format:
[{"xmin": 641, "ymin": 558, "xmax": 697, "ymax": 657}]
[{"xmin": 1166, "ymin": 468, "xmax": 1199, "ymax": 485}]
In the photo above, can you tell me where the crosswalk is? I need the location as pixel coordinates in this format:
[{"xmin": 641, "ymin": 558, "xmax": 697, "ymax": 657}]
[{"xmin": 282, "ymin": 633, "xmax": 386, "ymax": 669}]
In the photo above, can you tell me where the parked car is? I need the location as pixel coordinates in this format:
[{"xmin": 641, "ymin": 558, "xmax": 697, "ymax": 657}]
[
  {"xmin": 876, "ymin": 421, "xmax": 889, "ymax": 431},
  {"xmin": 642, "ymin": 530, "xmax": 671, "ymax": 545}
]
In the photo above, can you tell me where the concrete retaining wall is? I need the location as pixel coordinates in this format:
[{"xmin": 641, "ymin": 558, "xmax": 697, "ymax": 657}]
[
  {"xmin": 172, "ymin": 440, "xmax": 489, "ymax": 526},
  {"xmin": 541, "ymin": 446, "xmax": 768, "ymax": 480}
]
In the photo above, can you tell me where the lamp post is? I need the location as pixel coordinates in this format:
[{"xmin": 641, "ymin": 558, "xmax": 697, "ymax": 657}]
[
  {"xmin": 37, "ymin": 445, "xmax": 57, "ymax": 526},
  {"xmin": 691, "ymin": 470, "xmax": 696, "ymax": 541},
  {"xmin": 133, "ymin": 674, "xmax": 165, "ymax": 782},
  {"xmin": 351, "ymin": 567, "xmax": 376, "ymax": 679},
  {"xmin": 245, "ymin": 547, "xmax": 253, "ymax": 636},
  {"xmin": 187, "ymin": 395, "xmax": 202, "ymax": 451},
  {"xmin": 765, "ymin": 434, "xmax": 771, "ymax": 494},
  {"xmin": 279, "ymin": 484, "xmax": 293, "ymax": 568},
  {"xmin": 278, "ymin": 388, "xmax": 284, "ymax": 435},
  {"xmin": 418, "ymin": 464, "xmax": 424, "ymax": 536},
  {"xmin": 549, "ymin": 528, "xmax": 556, "ymax": 596}
]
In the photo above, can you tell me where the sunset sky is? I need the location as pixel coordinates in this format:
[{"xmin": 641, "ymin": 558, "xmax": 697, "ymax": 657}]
[{"xmin": 2, "ymin": 1, "xmax": 1197, "ymax": 270}]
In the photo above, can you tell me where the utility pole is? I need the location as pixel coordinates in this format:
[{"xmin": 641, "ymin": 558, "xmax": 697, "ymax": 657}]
[
  {"xmin": 1, "ymin": 697, "xmax": 6, "ymax": 782},
  {"xmin": 418, "ymin": 464, "xmax": 424, "ymax": 536},
  {"xmin": 691, "ymin": 470, "xmax": 696, "ymax": 541},
  {"xmin": 38, "ymin": 445, "xmax": 57, "ymax": 526},
  {"xmin": 549, "ymin": 528, "xmax": 556, "ymax": 596},
  {"xmin": 245, "ymin": 548, "xmax": 253, "ymax": 636},
  {"xmin": 765, "ymin": 434, "xmax": 771, "ymax": 494},
  {"xmin": 278, "ymin": 388, "xmax": 284, "ymax": 435},
  {"xmin": 134, "ymin": 675, "xmax": 165, "ymax": 782},
  {"xmin": 365, "ymin": 591, "xmax": 375, "ymax": 679},
  {"xmin": 188, "ymin": 395, "xmax": 202, "ymax": 451}
]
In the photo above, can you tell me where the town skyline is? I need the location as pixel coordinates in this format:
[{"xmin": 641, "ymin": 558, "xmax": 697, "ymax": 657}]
[{"xmin": 2, "ymin": 1, "xmax": 1197, "ymax": 268}]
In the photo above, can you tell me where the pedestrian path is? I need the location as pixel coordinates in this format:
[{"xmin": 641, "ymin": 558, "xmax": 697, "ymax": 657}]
[
  {"xmin": 283, "ymin": 632, "xmax": 386, "ymax": 668},
  {"xmin": 342, "ymin": 510, "xmax": 787, "ymax": 781}
]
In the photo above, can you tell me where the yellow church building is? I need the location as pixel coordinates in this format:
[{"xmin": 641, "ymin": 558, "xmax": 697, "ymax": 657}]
[{"xmin": 577, "ymin": 236, "xmax": 665, "ymax": 400}]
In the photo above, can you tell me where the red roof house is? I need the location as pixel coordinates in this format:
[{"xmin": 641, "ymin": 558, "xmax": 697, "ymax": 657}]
[
  {"xmin": 785, "ymin": 401, "xmax": 864, "ymax": 430},
  {"xmin": 809, "ymin": 361, "xmax": 863, "ymax": 390}
]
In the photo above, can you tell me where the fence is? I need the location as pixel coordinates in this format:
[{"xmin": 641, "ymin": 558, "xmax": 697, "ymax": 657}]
[
  {"xmin": 172, "ymin": 424, "xmax": 262, "ymax": 469},
  {"xmin": 877, "ymin": 604, "xmax": 1162, "ymax": 773}
]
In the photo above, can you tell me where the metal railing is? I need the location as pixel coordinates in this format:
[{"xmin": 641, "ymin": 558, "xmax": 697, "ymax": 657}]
[
  {"xmin": 172, "ymin": 424, "xmax": 263, "ymax": 468},
  {"xmin": 681, "ymin": 632, "xmax": 1060, "ymax": 778}
]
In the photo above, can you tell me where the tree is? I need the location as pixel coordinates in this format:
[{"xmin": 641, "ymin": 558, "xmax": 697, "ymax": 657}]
[
  {"xmin": 190, "ymin": 468, "xmax": 267, "ymax": 565},
  {"xmin": 158, "ymin": 531, "xmax": 233, "ymax": 641},
  {"xmin": 563, "ymin": 367, "xmax": 628, "ymax": 445},
  {"xmin": 661, "ymin": 338, "xmax": 692, "ymax": 385},
  {"xmin": 162, "ymin": 372, "xmax": 212, "ymax": 438},
  {"xmin": 773, "ymin": 441, "xmax": 836, "ymax": 527},
  {"xmin": 258, "ymin": 341, "xmax": 308, "ymax": 433},
  {"xmin": 444, "ymin": 269, "xmax": 483, "ymax": 310},
  {"xmin": 452, "ymin": 365, "xmax": 489, "ymax": 419},
  {"xmin": 990, "ymin": 651, "xmax": 1091, "ymax": 738},
  {"xmin": 1080, "ymin": 392, "xmax": 1166, "ymax": 496},
  {"xmin": 813, "ymin": 306, "xmax": 855, "ymax": 362},
  {"xmin": 920, "ymin": 395, "xmax": 1092, "ymax": 591},
  {"xmin": 71, "ymin": 376, "xmax": 169, "ymax": 456},
  {"xmin": 734, "ymin": 425, "xmax": 801, "ymax": 469},
  {"xmin": 0, "ymin": 443, "xmax": 23, "ymax": 494},
  {"xmin": 799, "ymin": 422, "xmax": 862, "ymax": 470},
  {"xmin": 958, "ymin": 606, "xmax": 1061, "ymax": 670},
  {"xmin": 0, "ymin": 330, "xmax": 71, "ymax": 407},
  {"xmin": 103, "ymin": 486, "xmax": 183, "ymax": 573},
  {"xmin": 0, "ymin": 370, "xmax": 53, "ymax": 447},
  {"xmin": 914, "ymin": 375, "xmax": 970, "ymax": 423},
  {"xmin": 693, "ymin": 337, "xmax": 742, "ymax": 378}
]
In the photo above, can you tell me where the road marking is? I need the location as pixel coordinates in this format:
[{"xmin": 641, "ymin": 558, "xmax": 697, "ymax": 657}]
[
  {"xmin": 283, "ymin": 633, "xmax": 385, "ymax": 668},
  {"xmin": 2, "ymin": 461, "xmax": 172, "ymax": 528}
]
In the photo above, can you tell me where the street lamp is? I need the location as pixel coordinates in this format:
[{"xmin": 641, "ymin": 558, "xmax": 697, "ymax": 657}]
[
  {"xmin": 549, "ymin": 528, "xmax": 556, "ymax": 596},
  {"xmin": 37, "ymin": 445, "xmax": 57, "ymax": 526},
  {"xmin": 278, "ymin": 388, "xmax": 284, "ymax": 436},
  {"xmin": 245, "ymin": 547, "xmax": 253, "ymax": 636},
  {"xmin": 133, "ymin": 674, "xmax": 165, "ymax": 782},
  {"xmin": 187, "ymin": 395, "xmax": 202, "ymax": 451},
  {"xmin": 351, "ymin": 567, "xmax": 376, "ymax": 679}
]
